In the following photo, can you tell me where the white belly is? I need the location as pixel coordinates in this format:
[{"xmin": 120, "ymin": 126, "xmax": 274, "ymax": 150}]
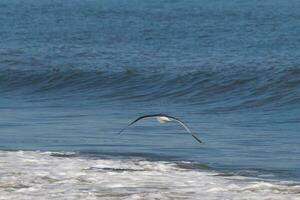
[{"xmin": 157, "ymin": 116, "xmax": 170, "ymax": 123}]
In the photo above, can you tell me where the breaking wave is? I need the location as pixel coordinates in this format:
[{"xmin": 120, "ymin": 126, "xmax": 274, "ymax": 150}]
[{"xmin": 0, "ymin": 150, "xmax": 299, "ymax": 200}]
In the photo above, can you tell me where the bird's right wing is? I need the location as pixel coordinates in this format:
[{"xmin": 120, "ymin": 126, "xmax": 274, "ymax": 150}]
[{"xmin": 118, "ymin": 114, "xmax": 159, "ymax": 134}]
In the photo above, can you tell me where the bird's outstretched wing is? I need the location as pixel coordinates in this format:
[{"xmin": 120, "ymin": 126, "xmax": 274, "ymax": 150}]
[
  {"xmin": 118, "ymin": 114, "xmax": 161, "ymax": 134},
  {"xmin": 164, "ymin": 115, "xmax": 203, "ymax": 143}
]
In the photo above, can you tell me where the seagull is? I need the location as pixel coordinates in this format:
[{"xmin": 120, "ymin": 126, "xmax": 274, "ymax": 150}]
[{"xmin": 118, "ymin": 113, "xmax": 203, "ymax": 144}]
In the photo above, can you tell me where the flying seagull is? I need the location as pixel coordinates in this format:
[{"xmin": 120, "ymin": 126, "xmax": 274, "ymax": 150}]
[{"xmin": 118, "ymin": 114, "xmax": 203, "ymax": 144}]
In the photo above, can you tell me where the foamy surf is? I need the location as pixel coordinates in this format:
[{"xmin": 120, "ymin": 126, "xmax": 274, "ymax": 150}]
[{"xmin": 0, "ymin": 151, "xmax": 299, "ymax": 200}]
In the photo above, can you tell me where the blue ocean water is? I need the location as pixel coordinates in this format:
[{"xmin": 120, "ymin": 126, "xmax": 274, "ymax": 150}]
[{"xmin": 0, "ymin": 0, "xmax": 300, "ymax": 184}]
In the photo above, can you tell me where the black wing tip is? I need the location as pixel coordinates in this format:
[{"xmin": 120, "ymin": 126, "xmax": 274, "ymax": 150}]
[
  {"xmin": 118, "ymin": 126, "xmax": 129, "ymax": 134},
  {"xmin": 192, "ymin": 134, "xmax": 203, "ymax": 144}
]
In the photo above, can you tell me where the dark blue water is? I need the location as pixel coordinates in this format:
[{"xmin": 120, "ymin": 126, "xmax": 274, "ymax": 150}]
[{"xmin": 1, "ymin": 0, "xmax": 300, "ymax": 182}]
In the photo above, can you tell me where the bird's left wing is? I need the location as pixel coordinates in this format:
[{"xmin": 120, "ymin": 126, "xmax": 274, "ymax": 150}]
[{"xmin": 165, "ymin": 115, "xmax": 203, "ymax": 143}]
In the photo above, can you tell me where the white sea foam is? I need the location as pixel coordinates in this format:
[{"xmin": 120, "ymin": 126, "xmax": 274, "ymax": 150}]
[{"xmin": 0, "ymin": 151, "xmax": 299, "ymax": 200}]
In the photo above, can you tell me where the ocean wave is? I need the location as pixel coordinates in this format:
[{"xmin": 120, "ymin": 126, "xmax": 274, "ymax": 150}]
[
  {"xmin": 0, "ymin": 150, "xmax": 299, "ymax": 200},
  {"xmin": 0, "ymin": 66, "xmax": 299, "ymax": 109}
]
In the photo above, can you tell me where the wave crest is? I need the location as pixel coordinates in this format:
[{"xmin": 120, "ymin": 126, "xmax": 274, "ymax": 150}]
[{"xmin": 0, "ymin": 66, "xmax": 299, "ymax": 110}]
